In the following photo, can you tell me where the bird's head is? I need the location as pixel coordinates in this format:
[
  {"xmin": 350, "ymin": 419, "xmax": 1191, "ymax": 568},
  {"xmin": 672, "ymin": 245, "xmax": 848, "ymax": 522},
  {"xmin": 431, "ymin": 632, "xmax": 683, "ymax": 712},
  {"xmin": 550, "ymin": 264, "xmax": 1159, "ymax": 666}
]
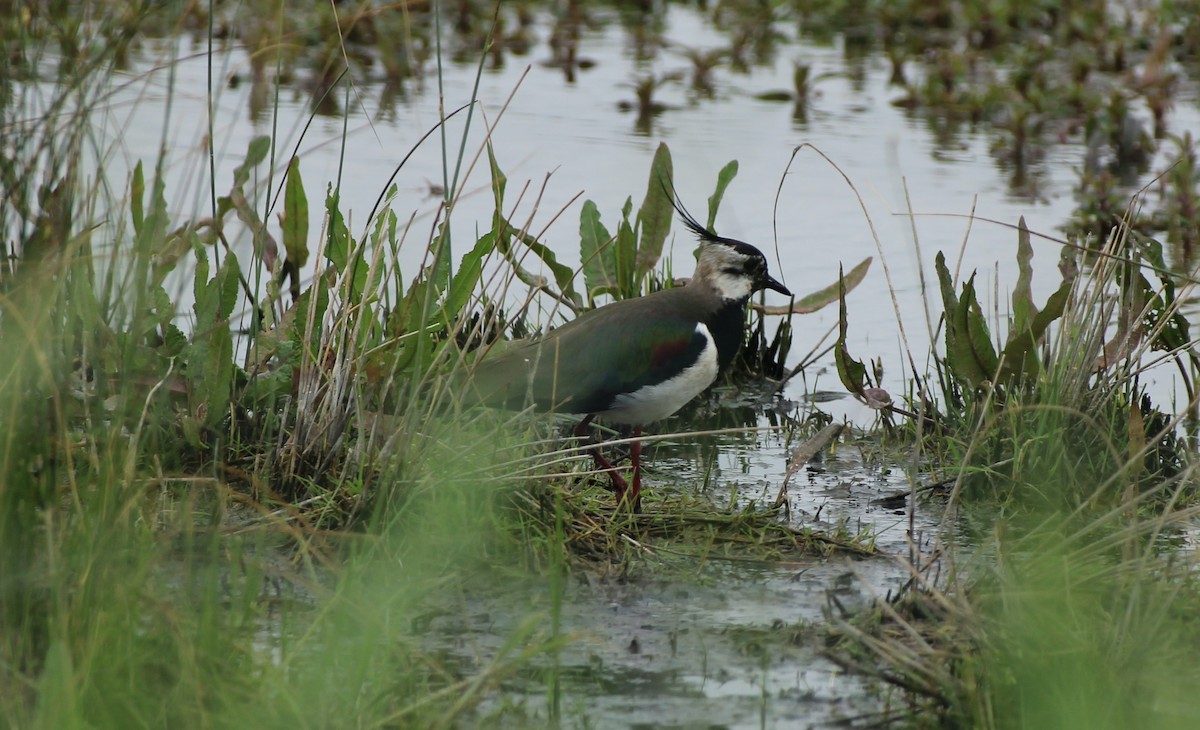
[{"xmin": 672, "ymin": 198, "xmax": 791, "ymax": 302}]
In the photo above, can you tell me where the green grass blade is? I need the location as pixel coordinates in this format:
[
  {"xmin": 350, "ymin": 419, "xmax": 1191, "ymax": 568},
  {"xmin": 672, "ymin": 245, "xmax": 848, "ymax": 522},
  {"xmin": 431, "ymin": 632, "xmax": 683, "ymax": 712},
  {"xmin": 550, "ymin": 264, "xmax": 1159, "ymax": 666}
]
[{"xmin": 130, "ymin": 160, "xmax": 145, "ymax": 238}]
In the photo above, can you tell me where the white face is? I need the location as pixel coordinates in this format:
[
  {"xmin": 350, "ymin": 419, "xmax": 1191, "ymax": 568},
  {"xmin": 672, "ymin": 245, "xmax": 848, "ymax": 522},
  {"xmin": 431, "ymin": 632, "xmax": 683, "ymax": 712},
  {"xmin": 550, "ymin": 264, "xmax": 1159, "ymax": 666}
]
[{"xmin": 699, "ymin": 244, "xmax": 758, "ymax": 301}]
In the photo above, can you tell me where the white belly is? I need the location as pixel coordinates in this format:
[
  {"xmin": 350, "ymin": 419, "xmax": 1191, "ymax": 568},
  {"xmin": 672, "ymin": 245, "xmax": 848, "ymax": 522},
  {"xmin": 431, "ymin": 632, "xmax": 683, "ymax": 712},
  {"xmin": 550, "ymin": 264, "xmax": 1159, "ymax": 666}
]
[{"xmin": 602, "ymin": 323, "xmax": 719, "ymax": 425}]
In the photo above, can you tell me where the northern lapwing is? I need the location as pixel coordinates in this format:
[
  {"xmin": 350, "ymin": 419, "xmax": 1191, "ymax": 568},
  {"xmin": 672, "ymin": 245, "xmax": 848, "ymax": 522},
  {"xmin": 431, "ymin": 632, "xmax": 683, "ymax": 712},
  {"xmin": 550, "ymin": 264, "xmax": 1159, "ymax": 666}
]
[{"xmin": 469, "ymin": 198, "xmax": 791, "ymax": 511}]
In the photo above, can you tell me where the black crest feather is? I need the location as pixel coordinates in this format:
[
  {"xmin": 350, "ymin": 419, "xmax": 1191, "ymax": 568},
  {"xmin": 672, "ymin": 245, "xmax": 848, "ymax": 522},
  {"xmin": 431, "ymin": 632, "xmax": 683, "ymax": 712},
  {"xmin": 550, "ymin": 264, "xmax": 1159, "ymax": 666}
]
[{"xmin": 659, "ymin": 174, "xmax": 761, "ymax": 254}]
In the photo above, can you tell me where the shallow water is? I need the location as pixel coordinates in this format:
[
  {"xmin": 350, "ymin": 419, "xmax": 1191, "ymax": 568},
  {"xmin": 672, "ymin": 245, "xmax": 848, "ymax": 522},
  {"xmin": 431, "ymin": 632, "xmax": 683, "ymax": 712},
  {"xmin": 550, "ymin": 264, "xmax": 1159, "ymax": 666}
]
[
  {"xmin": 431, "ymin": 439, "xmax": 934, "ymax": 728},
  {"xmin": 412, "ymin": 382, "xmax": 949, "ymax": 728}
]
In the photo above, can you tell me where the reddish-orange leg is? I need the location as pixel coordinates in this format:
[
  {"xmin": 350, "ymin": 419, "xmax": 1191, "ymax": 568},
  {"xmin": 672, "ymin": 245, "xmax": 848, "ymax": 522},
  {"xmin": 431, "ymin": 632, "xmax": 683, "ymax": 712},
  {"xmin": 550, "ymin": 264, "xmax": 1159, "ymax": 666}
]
[
  {"xmin": 573, "ymin": 416, "xmax": 642, "ymax": 512},
  {"xmin": 627, "ymin": 425, "xmax": 642, "ymax": 512}
]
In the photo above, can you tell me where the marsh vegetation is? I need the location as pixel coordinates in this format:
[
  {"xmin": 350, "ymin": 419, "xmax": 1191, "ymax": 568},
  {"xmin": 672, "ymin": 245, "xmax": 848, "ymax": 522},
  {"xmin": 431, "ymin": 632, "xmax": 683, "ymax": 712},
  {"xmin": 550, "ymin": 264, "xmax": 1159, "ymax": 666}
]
[{"xmin": 4, "ymin": 1, "xmax": 1200, "ymax": 727}]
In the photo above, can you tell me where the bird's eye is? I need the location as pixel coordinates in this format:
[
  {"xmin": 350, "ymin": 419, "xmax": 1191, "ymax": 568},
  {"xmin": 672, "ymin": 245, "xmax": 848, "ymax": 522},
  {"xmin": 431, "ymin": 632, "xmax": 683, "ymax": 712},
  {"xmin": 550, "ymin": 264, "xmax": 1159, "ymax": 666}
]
[{"xmin": 722, "ymin": 266, "xmax": 741, "ymax": 276}]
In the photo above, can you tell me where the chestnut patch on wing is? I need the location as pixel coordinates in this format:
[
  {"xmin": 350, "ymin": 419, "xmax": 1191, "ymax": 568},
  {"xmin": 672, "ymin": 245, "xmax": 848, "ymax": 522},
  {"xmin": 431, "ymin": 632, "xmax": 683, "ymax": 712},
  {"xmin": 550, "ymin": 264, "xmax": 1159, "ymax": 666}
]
[{"xmin": 650, "ymin": 337, "xmax": 693, "ymax": 372}]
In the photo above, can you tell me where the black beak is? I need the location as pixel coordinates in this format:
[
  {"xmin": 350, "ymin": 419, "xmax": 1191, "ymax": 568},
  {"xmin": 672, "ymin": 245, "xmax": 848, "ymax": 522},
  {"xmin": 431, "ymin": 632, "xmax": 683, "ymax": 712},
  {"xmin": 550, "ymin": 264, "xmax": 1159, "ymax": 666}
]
[{"xmin": 762, "ymin": 273, "xmax": 791, "ymax": 297}]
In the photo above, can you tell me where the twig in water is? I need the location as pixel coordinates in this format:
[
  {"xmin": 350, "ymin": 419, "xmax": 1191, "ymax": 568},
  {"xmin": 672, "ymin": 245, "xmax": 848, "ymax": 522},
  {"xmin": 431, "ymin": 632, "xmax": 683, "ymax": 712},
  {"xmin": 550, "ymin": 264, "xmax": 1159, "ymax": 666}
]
[{"xmin": 772, "ymin": 422, "xmax": 844, "ymax": 513}]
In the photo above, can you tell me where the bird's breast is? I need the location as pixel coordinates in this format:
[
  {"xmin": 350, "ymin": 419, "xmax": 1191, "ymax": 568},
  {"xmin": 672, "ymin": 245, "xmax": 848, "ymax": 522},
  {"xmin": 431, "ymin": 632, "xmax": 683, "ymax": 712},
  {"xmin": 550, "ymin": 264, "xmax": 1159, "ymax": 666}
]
[{"xmin": 706, "ymin": 299, "xmax": 750, "ymax": 372}]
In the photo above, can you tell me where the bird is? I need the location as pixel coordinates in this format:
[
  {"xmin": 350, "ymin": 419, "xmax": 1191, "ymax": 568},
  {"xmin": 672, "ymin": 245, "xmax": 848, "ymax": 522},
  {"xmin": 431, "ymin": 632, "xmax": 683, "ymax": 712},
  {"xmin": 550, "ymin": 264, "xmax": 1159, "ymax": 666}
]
[{"xmin": 467, "ymin": 197, "xmax": 791, "ymax": 511}]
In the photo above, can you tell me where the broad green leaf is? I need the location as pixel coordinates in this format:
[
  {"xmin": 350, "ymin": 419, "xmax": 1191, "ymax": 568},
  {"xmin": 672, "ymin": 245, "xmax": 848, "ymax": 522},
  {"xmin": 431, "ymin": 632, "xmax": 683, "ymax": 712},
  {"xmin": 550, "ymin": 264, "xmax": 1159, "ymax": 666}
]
[
  {"xmin": 998, "ymin": 332, "xmax": 1040, "ymax": 383},
  {"xmin": 1141, "ymin": 276, "xmax": 1191, "ymax": 352},
  {"xmin": 707, "ymin": 159, "xmax": 739, "ymax": 230},
  {"xmin": 494, "ymin": 225, "xmax": 549, "ymax": 292},
  {"xmin": 216, "ymin": 252, "xmax": 241, "ymax": 320},
  {"xmin": 228, "ymin": 185, "xmax": 278, "ymax": 272},
  {"xmin": 835, "ymin": 265, "xmax": 867, "ymax": 398},
  {"xmin": 294, "ymin": 282, "xmax": 330, "ymax": 354},
  {"xmin": 429, "ymin": 222, "xmax": 454, "ymax": 297},
  {"xmin": 951, "ymin": 274, "xmax": 999, "ymax": 386},
  {"xmin": 444, "ymin": 230, "xmax": 495, "ymax": 322},
  {"xmin": 233, "ymin": 135, "xmax": 271, "ymax": 189},
  {"xmin": 1000, "ymin": 278, "xmax": 1071, "ymax": 381},
  {"xmin": 394, "ymin": 273, "xmax": 434, "ymax": 376},
  {"xmin": 280, "ymin": 156, "xmax": 310, "ymax": 268},
  {"xmin": 635, "ymin": 142, "xmax": 673, "ymax": 278},
  {"xmin": 935, "ymin": 252, "xmax": 965, "ymax": 383},
  {"xmin": 499, "ymin": 216, "xmax": 582, "ymax": 311},
  {"xmin": 1030, "ymin": 283, "xmax": 1070, "ymax": 337},
  {"xmin": 487, "ymin": 142, "xmax": 507, "ymax": 209},
  {"xmin": 1000, "ymin": 237, "xmax": 1075, "ymax": 383},
  {"xmin": 580, "ymin": 200, "xmax": 617, "ymax": 300},
  {"xmin": 616, "ymin": 197, "xmax": 636, "ymax": 297},
  {"xmin": 223, "ymin": 141, "xmax": 278, "ymax": 272},
  {"xmin": 136, "ymin": 170, "xmax": 169, "ymax": 262},
  {"xmin": 151, "ymin": 227, "xmax": 195, "ymax": 288},
  {"xmin": 934, "ymin": 251, "xmax": 959, "ymax": 314},
  {"xmin": 482, "ymin": 144, "xmax": 515, "ymax": 305},
  {"xmin": 758, "ymin": 257, "xmax": 871, "ymax": 315},
  {"xmin": 162, "ymin": 323, "xmax": 187, "ymax": 356},
  {"xmin": 200, "ymin": 323, "xmax": 234, "ymax": 428},
  {"xmin": 193, "ymin": 244, "xmax": 210, "ymax": 309},
  {"xmin": 239, "ymin": 361, "xmax": 293, "ymax": 411},
  {"xmin": 1141, "ymin": 235, "xmax": 1170, "ymax": 273},
  {"xmin": 215, "ymin": 195, "xmax": 234, "ymax": 222},
  {"xmin": 324, "ymin": 186, "xmax": 366, "ymax": 300},
  {"xmin": 193, "ymin": 250, "xmax": 234, "ymax": 331},
  {"xmin": 1000, "ymin": 230, "xmax": 1078, "ymax": 382},
  {"xmin": 387, "ymin": 208, "xmax": 401, "ymax": 283},
  {"xmin": 150, "ymin": 285, "xmax": 173, "ymax": 328},
  {"xmin": 324, "ymin": 186, "xmax": 350, "ymax": 270},
  {"xmin": 1139, "ymin": 237, "xmax": 1191, "ymax": 351},
  {"xmin": 188, "ymin": 252, "xmax": 241, "ymax": 428},
  {"xmin": 1011, "ymin": 216, "xmax": 1037, "ymax": 338},
  {"xmin": 67, "ymin": 249, "xmax": 109, "ymax": 348},
  {"xmin": 964, "ymin": 286, "xmax": 999, "ymax": 380}
]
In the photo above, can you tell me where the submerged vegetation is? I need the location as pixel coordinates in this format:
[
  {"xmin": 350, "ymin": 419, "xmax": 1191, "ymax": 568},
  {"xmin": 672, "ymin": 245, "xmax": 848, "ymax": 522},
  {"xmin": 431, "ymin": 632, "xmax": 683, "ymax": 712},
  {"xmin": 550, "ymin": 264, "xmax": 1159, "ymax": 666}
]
[{"xmin": 4, "ymin": 0, "xmax": 1200, "ymax": 727}]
